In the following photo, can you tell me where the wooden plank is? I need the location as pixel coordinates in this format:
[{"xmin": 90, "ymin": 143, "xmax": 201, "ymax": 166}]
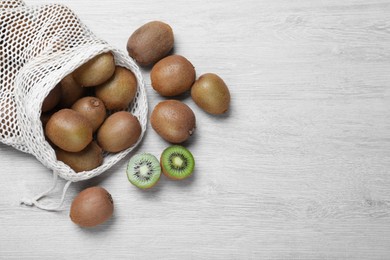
[{"xmin": 0, "ymin": 0, "xmax": 389, "ymax": 259}]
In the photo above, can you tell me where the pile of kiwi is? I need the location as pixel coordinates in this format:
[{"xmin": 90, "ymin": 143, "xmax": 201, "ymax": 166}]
[
  {"xmin": 128, "ymin": 21, "xmax": 230, "ymax": 143},
  {"xmin": 41, "ymin": 52, "xmax": 142, "ymax": 173},
  {"xmin": 124, "ymin": 21, "xmax": 231, "ymax": 190},
  {"xmin": 63, "ymin": 20, "xmax": 231, "ymax": 228}
]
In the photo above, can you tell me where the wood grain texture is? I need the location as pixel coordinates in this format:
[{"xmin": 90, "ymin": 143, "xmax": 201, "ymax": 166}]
[{"xmin": 1, "ymin": 0, "xmax": 390, "ymax": 259}]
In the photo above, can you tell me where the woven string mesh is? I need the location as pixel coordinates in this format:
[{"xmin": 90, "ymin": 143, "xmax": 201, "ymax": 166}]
[{"xmin": 0, "ymin": 0, "xmax": 148, "ymax": 182}]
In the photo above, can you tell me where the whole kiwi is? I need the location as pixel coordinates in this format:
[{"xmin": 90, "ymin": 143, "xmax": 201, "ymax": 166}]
[
  {"xmin": 45, "ymin": 109, "xmax": 93, "ymax": 152},
  {"xmin": 73, "ymin": 52, "xmax": 115, "ymax": 87},
  {"xmin": 95, "ymin": 66, "xmax": 137, "ymax": 111},
  {"xmin": 150, "ymin": 100, "xmax": 196, "ymax": 143},
  {"xmin": 191, "ymin": 73, "xmax": 231, "ymax": 114},
  {"xmin": 41, "ymin": 84, "xmax": 61, "ymax": 112},
  {"xmin": 70, "ymin": 186, "xmax": 114, "ymax": 228},
  {"xmin": 151, "ymin": 55, "xmax": 195, "ymax": 97},
  {"xmin": 71, "ymin": 97, "xmax": 106, "ymax": 132},
  {"xmin": 58, "ymin": 74, "xmax": 86, "ymax": 108},
  {"xmin": 56, "ymin": 141, "xmax": 103, "ymax": 172},
  {"xmin": 127, "ymin": 21, "xmax": 174, "ymax": 66},
  {"xmin": 97, "ymin": 111, "xmax": 142, "ymax": 153}
]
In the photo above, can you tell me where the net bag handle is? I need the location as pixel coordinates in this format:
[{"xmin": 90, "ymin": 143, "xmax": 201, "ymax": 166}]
[{"xmin": 20, "ymin": 171, "xmax": 72, "ymax": 211}]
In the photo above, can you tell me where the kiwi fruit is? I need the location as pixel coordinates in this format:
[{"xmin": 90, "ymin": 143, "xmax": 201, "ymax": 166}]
[
  {"xmin": 127, "ymin": 21, "xmax": 174, "ymax": 66},
  {"xmin": 151, "ymin": 55, "xmax": 195, "ymax": 97},
  {"xmin": 95, "ymin": 66, "xmax": 137, "ymax": 111},
  {"xmin": 41, "ymin": 84, "xmax": 61, "ymax": 112},
  {"xmin": 191, "ymin": 73, "xmax": 231, "ymax": 114},
  {"xmin": 70, "ymin": 186, "xmax": 114, "ymax": 228},
  {"xmin": 97, "ymin": 111, "xmax": 142, "ymax": 153},
  {"xmin": 58, "ymin": 74, "xmax": 86, "ymax": 108},
  {"xmin": 56, "ymin": 141, "xmax": 103, "ymax": 172},
  {"xmin": 45, "ymin": 109, "xmax": 93, "ymax": 152},
  {"xmin": 73, "ymin": 52, "xmax": 115, "ymax": 87},
  {"xmin": 126, "ymin": 153, "xmax": 161, "ymax": 189},
  {"xmin": 160, "ymin": 145, "xmax": 195, "ymax": 180},
  {"xmin": 151, "ymin": 100, "xmax": 196, "ymax": 143},
  {"xmin": 71, "ymin": 97, "xmax": 106, "ymax": 132}
]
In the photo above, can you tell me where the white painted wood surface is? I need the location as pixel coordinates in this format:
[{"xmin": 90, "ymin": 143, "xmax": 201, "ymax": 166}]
[{"xmin": 1, "ymin": 0, "xmax": 390, "ymax": 259}]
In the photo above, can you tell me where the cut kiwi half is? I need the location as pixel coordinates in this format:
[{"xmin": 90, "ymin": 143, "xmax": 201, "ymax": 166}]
[
  {"xmin": 160, "ymin": 145, "xmax": 195, "ymax": 180},
  {"xmin": 126, "ymin": 153, "xmax": 161, "ymax": 189}
]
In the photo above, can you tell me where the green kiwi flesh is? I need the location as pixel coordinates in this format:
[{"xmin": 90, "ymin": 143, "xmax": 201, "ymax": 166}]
[
  {"xmin": 127, "ymin": 153, "xmax": 161, "ymax": 189},
  {"xmin": 160, "ymin": 145, "xmax": 194, "ymax": 180}
]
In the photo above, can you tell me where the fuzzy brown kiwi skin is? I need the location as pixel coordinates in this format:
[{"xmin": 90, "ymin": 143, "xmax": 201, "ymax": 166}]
[
  {"xmin": 97, "ymin": 111, "xmax": 142, "ymax": 153},
  {"xmin": 150, "ymin": 100, "xmax": 196, "ymax": 143},
  {"xmin": 73, "ymin": 52, "xmax": 116, "ymax": 87},
  {"xmin": 55, "ymin": 141, "xmax": 103, "ymax": 172},
  {"xmin": 191, "ymin": 73, "xmax": 231, "ymax": 114},
  {"xmin": 151, "ymin": 55, "xmax": 195, "ymax": 97},
  {"xmin": 95, "ymin": 66, "xmax": 137, "ymax": 111},
  {"xmin": 127, "ymin": 21, "xmax": 174, "ymax": 67},
  {"xmin": 71, "ymin": 97, "xmax": 107, "ymax": 132},
  {"xmin": 70, "ymin": 186, "xmax": 114, "ymax": 228},
  {"xmin": 42, "ymin": 84, "xmax": 61, "ymax": 112},
  {"xmin": 58, "ymin": 74, "xmax": 86, "ymax": 108},
  {"xmin": 45, "ymin": 109, "xmax": 93, "ymax": 152}
]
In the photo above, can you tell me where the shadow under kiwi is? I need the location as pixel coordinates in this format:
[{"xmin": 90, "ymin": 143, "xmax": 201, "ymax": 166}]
[
  {"xmin": 76, "ymin": 212, "xmax": 117, "ymax": 233},
  {"xmin": 168, "ymin": 90, "xmax": 191, "ymax": 102},
  {"xmin": 134, "ymin": 178, "xmax": 164, "ymax": 199},
  {"xmin": 136, "ymin": 166, "xmax": 197, "ymax": 198},
  {"xmin": 201, "ymin": 102, "xmax": 233, "ymax": 121},
  {"xmin": 178, "ymin": 129, "xmax": 199, "ymax": 149},
  {"xmin": 163, "ymin": 166, "xmax": 197, "ymax": 188},
  {"xmin": 75, "ymin": 166, "xmax": 116, "ymax": 192},
  {"xmin": 137, "ymin": 46, "xmax": 176, "ymax": 73}
]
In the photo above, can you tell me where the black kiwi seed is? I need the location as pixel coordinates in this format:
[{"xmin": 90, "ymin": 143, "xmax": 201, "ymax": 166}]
[{"xmin": 160, "ymin": 145, "xmax": 195, "ymax": 180}]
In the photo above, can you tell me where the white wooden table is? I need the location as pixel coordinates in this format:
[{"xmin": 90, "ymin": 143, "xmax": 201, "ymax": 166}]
[{"xmin": 1, "ymin": 0, "xmax": 390, "ymax": 259}]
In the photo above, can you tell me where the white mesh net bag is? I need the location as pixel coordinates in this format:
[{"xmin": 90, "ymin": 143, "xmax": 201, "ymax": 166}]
[{"xmin": 0, "ymin": 0, "xmax": 148, "ymax": 210}]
